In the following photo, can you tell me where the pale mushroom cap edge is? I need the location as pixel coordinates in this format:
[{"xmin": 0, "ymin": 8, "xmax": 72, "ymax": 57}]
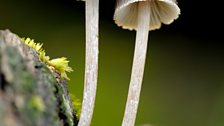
[{"xmin": 114, "ymin": 0, "xmax": 181, "ymax": 31}]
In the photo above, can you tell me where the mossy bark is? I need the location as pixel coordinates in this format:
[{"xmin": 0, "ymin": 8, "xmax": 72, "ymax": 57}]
[{"xmin": 0, "ymin": 30, "xmax": 78, "ymax": 126}]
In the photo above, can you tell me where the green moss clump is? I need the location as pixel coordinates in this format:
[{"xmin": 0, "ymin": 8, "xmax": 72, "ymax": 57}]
[
  {"xmin": 70, "ymin": 94, "xmax": 82, "ymax": 119},
  {"xmin": 21, "ymin": 37, "xmax": 73, "ymax": 80},
  {"xmin": 28, "ymin": 95, "xmax": 45, "ymax": 114}
]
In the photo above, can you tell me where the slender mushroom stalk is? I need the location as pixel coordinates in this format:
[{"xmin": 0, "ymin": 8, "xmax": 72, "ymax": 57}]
[
  {"xmin": 78, "ymin": 0, "xmax": 99, "ymax": 126},
  {"xmin": 114, "ymin": 0, "xmax": 180, "ymax": 126}
]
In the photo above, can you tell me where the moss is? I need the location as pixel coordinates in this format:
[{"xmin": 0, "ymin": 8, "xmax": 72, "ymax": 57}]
[
  {"xmin": 21, "ymin": 37, "xmax": 73, "ymax": 80},
  {"xmin": 70, "ymin": 94, "xmax": 82, "ymax": 119},
  {"xmin": 28, "ymin": 95, "xmax": 45, "ymax": 114}
]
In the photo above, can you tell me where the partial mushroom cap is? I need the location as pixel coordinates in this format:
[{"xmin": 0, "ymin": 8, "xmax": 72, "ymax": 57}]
[{"xmin": 114, "ymin": 0, "xmax": 180, "ymax": 31}]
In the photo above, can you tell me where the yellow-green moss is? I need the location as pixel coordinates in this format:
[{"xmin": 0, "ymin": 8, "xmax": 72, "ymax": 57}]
[
  {"xmin": 21, "ymin": 37, "xmax": 73, "ymax": 80},
  {"xmin": 28, "ymin": 96, "xmax": 45, "ymax": 113},
  {"xmin": 70, "ymin": 94, "xmax": 82, "ymax": 119}
]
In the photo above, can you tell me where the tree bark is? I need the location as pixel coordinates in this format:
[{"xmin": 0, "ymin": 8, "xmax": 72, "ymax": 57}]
[{"xmin": 0, "ymin": 30, "xmax": 78, "ymax": 126}]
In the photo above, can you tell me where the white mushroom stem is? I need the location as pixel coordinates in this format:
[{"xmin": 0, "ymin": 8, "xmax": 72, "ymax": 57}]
[
  {"xmin": 122, "ymin": 2, "xmax": 150, "ymax": 126},
  {"xmin": 78, "ymin": 0, "xmax": 99, "ymax": 126}
]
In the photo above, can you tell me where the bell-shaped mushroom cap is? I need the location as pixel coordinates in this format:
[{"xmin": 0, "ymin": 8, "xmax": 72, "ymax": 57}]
[{"xmin": 114, "ymin": 0, "xmax": 180, "ymax": 31}]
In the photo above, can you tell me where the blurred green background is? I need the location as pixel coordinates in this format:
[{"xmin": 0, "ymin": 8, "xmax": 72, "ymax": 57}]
[{"xmin": 0, "ymin": 0, "xmax": 223, "ymax": 126}]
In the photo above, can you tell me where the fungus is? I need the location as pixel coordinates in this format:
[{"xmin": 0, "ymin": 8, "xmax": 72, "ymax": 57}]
[
  {"xmin": 114, "ymin": 0, "xmax": 180, "ymax": 125},
  {"xmin": 78, "ymin": 0, "xmax": 99, "ymax": 126}
]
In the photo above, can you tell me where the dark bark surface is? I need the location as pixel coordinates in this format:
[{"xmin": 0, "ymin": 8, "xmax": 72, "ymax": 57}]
[{"xmin": 0, "ymin": 30, "xmax": 78, "ymax": 126}]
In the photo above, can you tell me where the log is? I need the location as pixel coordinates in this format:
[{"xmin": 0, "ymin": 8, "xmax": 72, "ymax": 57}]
[{"xmin": 0, "ymin": 30, "xmax": 78, "ymax": 126}]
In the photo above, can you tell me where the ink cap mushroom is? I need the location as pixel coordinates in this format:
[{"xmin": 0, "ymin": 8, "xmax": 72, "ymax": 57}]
[
  {"xmin": 114, "ymin": 0, "xmax": 180, "ymax": 126},
  {"xmin": 78, "ymin": 0, "xmax": 99, "ymax": 126}
]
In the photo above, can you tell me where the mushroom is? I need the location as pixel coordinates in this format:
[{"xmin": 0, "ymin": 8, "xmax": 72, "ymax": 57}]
[
  {"xmin": 114, "ymin": 0, "xmax": 180, "ymax": 126},
  {"xmin": 78, "ymin": 0, "xmax": 99, "ymax": 126}
]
